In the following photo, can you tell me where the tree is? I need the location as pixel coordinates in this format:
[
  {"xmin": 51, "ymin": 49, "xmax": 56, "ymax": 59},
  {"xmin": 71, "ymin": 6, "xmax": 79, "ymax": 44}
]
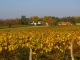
[
  {"xmin": 43, "ymin": 16, "xmax": 49, "ymax": 22},
  {"xmin": 21, "ymin": 15, "xmax": 29, "ymax": 25},
  {"xmin": 0, "ymin": 19, "xmax": 3, "ymax": 26},
  {"xmin": 61, "ymin": 17, "xmax": 67, "ymax": 22},
  {"xmin": 14, "ymin": 18, "xmax": 21, "ymax": 25},
  {"xmin": 61, "ymin": 16, "xmax": 76, "ymax": 24},
  {"xmin": 51, "ymin": 16, "xmax": 60, "ymax": 25},
  {"xmin": 30, "ymin": 16, "xmax": 39, "ymax": 22},
  {"xmin": 46, "ymin": 17, "xmax": 53, "ymax": 26},
  {"xmin": 30, "ymin": 16, "xmax": 40, "ymax": 25},
  {"xmin": 6, "ymin": 19, "xmax": 15, "ymax": 28},
  {"xmin": 53, "ymin": 20, "xmax": 58, "ymax": 25},
  {"xmin": 75, "ymin": 17, "xmax": 80, "ymax": 23},
  {"xmin": 67, "ymin": 16, "xmax": 75, "ymax": 24},
  {"xmin": 42, "ymin": 16, "xmax": 50, "ymax": 26}
]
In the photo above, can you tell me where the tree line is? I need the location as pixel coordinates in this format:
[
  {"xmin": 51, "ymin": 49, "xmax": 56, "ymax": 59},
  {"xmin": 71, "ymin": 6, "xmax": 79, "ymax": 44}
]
[{"xmin": 0, "ymin": 16, "xmax": 80, "ymax": 27}]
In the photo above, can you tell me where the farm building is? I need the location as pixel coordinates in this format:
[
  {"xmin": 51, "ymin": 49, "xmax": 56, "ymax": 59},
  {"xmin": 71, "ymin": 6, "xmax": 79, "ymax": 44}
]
[
  {"xmin": 58, "ymin": 22, "xmax": 72, "ymax": 25},
  {"xmin": 76, "ymin": 23, "xmax": 80, "ymax": 25}
]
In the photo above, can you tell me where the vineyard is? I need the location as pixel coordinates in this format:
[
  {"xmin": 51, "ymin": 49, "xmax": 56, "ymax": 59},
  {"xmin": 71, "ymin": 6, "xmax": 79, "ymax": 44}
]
[{"xmin": 0, "ymin": 26, "xmax": 80, "ymax": 60}]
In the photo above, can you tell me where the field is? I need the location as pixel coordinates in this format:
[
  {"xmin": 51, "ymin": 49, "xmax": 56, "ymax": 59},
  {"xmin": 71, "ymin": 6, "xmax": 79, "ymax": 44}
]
[{"xmin": 0, "ymin": 25, "xmax": 80, "ymax": 60}]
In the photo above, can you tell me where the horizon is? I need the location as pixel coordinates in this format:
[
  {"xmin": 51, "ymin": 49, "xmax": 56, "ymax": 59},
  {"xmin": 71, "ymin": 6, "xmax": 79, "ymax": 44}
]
[{"xmin": 0, "ymin": 0, "xmax": 80, "ymax": 19}]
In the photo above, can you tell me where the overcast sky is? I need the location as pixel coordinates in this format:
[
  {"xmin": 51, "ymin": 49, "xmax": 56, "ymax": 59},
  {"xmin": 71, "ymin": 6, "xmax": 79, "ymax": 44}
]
[{"xmin": 0, "ymin": 0, "xmax": 80, "ymax": 19}]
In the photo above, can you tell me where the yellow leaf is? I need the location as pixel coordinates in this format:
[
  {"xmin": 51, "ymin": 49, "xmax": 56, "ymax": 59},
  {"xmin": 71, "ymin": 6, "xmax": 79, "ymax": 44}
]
[{"xmin": 0, "ymin": 46, "xmax": 2, "ymax": 52}]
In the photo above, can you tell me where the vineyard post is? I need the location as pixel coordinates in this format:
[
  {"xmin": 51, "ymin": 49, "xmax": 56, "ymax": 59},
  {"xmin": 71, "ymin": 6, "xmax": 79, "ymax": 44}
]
[
  {"xmin": 29, "ymin": 48, "xmax": 32, "ymax": 60},
  {"xmin": 70, "ymin": 43, "xmax": 74, "ymax": 60}
]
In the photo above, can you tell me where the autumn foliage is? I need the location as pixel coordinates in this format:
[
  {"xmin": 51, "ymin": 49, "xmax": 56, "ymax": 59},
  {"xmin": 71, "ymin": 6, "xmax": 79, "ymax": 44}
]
[{"xmin": 0, "ymin": 27, "xmax": 80, "ymax": 60}]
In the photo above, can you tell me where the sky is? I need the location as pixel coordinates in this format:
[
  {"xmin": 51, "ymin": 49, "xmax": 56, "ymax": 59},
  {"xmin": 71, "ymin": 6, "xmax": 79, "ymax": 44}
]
[{"xmin": 0, "ymin": 0, "xmax": 80, "ymax": 19}]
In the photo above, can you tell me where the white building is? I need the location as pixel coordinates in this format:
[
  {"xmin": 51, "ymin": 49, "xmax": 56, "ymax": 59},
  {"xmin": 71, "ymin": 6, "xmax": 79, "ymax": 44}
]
[{"xmin": 30, "ymin": 21, "xmax": 42, "ymax": 25}]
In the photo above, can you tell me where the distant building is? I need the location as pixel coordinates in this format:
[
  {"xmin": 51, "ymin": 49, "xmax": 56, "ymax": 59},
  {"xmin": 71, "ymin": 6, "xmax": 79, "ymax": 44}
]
[
  {"xmin": 30, "ymin": 20, "xmax": 42, "ymax": 25},
  {"xmin": 58, "ymin": 22, "xmax": 72, "ymax": 25},
  {"xmin": 46, "ymin": 22, "xmax": 49, "ymax": 26},
  {"xmin": 76, "ymin": 23, "xmax": 80, "ymax": 25},
  {"xmin": 37, "ymin": 21, "xmax": 42, "ymax": 24}
]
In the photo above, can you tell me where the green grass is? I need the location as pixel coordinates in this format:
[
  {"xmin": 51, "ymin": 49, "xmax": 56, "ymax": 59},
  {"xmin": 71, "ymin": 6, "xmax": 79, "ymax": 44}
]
[
  {"xmin": 0, "ymin": 25, "xmax": 46, "ymax": 31},
  {"xmin": 0, "ymin": 25, "xmax": 80, "ymax": 31}
]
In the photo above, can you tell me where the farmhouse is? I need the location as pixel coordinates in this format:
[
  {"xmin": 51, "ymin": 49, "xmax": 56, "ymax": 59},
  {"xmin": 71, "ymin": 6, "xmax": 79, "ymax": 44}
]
[
  {"xmin": 58, "ymin": 22, "xmax": 72, "ymax": 25},
  {"xmin": 30, "ymin": 21, "xmax": 42, "ymax": 25},
  {"xmin": 76, "ymin": 23, "xmax": 80, "ymax": 25}
]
